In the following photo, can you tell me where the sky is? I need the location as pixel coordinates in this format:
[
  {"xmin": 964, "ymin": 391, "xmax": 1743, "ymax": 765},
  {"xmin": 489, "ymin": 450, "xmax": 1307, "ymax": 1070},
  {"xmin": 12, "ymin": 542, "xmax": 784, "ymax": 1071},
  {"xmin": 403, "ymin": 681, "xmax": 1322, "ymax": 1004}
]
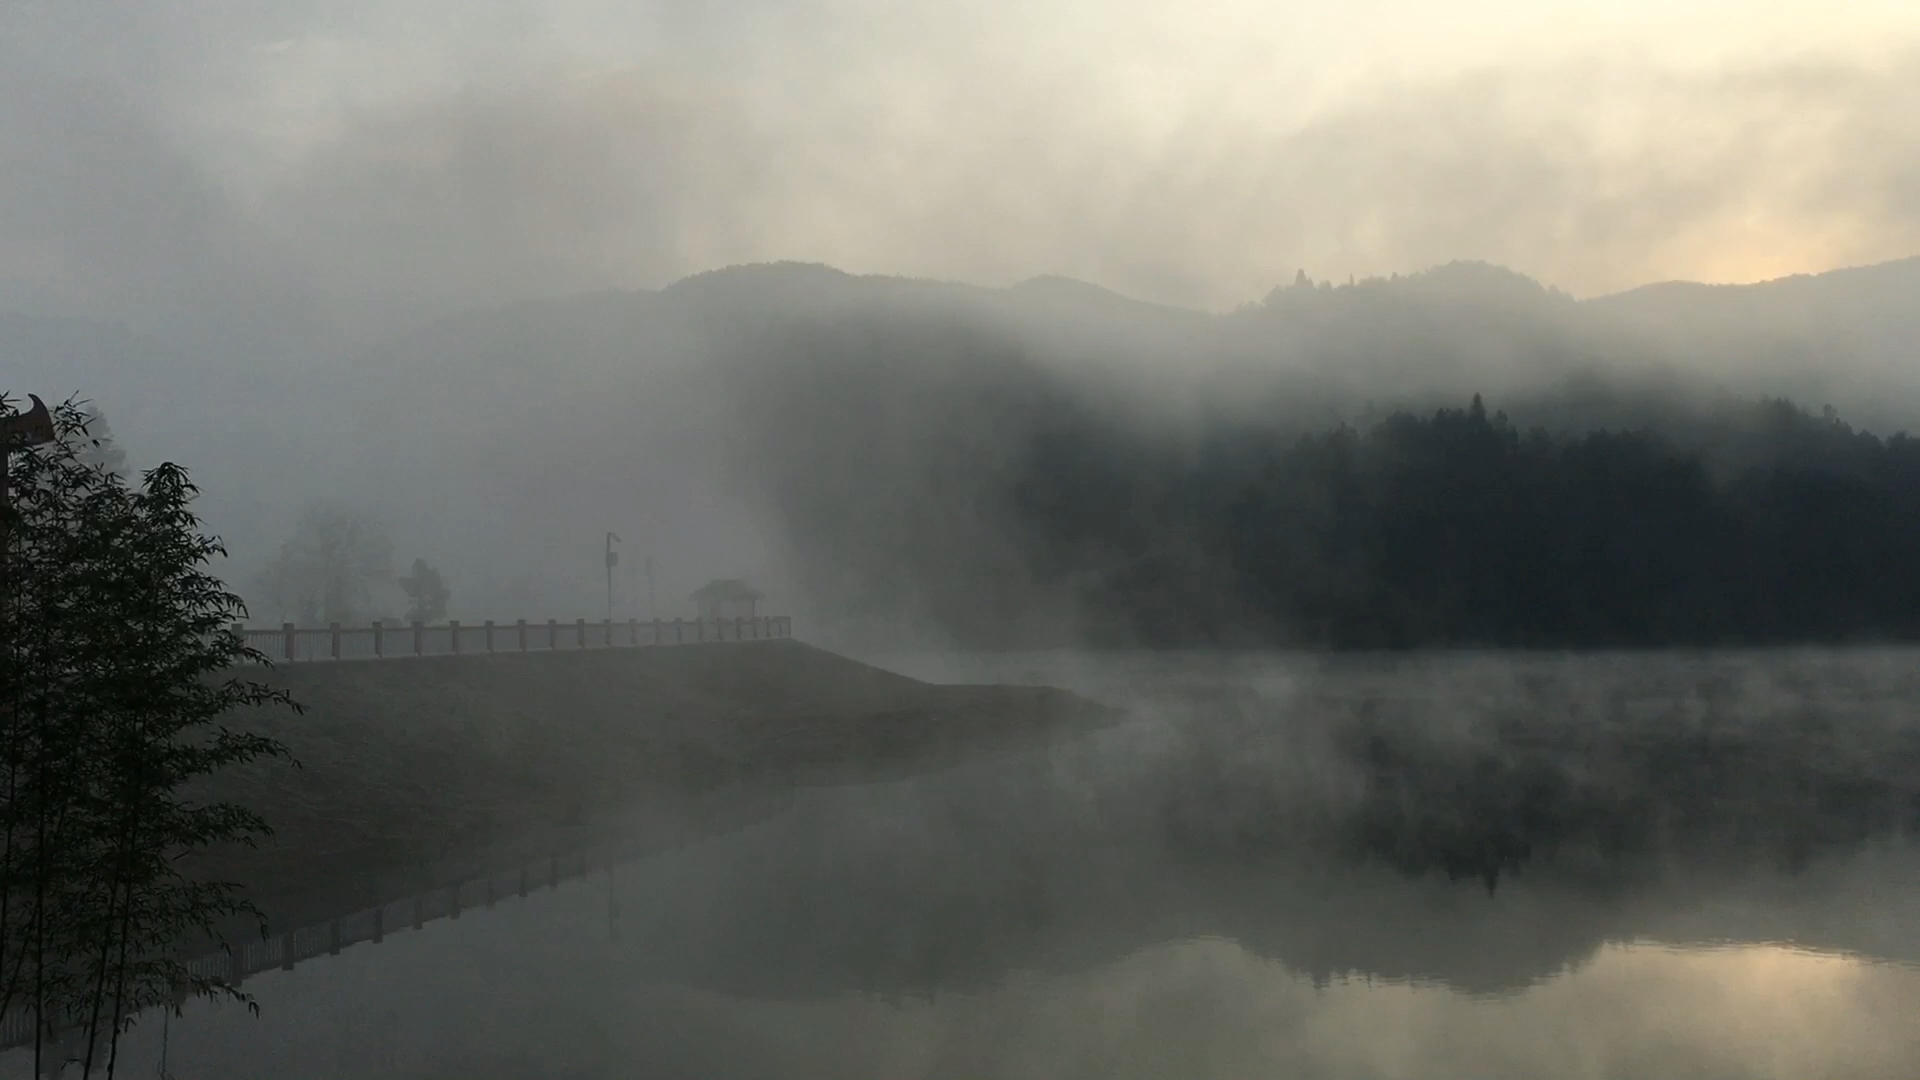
[{"xmin": 3, "ymin": 0, "xmax": 1920, "ymax": 322}]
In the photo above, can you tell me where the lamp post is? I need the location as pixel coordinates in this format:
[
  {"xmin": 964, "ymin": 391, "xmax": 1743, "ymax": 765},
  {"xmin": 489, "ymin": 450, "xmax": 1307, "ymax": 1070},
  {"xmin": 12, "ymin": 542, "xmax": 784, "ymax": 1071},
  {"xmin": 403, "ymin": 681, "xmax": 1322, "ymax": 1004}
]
[{"xmin": 604, "ymin": 532, "xmax": 620, "ymax": 622}]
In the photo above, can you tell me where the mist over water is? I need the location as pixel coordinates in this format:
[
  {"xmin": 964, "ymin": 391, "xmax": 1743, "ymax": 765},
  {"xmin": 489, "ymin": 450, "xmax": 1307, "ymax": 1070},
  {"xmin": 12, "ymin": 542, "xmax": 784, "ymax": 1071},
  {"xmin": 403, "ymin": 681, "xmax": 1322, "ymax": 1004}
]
[
  {"xmin": 31, "ymin": 648, "xmax": 1920, "ymax": 1080},
  {"xmin": 9, "ymin": 3, "xmax": 1920, "ymax": 1076}
]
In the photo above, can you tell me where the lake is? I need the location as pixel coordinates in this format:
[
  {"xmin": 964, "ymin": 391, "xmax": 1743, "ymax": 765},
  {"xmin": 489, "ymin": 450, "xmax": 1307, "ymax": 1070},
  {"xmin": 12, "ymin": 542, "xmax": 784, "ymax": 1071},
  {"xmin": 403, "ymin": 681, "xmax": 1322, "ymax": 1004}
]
[{"xmin": 22, "ymin": 648, "xmax": 1920, "ymax": 1078}]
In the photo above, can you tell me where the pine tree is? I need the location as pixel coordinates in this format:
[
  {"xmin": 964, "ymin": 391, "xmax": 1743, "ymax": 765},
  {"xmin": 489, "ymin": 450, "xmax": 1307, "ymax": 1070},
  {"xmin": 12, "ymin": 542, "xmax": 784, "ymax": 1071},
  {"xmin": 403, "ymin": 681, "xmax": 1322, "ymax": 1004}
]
[{"xmin": 398, "ymin": 558, "xmax": 451, "ymax": 624}]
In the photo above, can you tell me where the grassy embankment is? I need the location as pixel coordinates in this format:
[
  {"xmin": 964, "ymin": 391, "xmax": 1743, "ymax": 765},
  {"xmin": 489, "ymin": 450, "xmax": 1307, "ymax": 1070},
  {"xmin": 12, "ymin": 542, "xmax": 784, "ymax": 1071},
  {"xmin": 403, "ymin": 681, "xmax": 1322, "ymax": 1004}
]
[{"xmin": 192, "ymin": 640, "xmax": 1115, "ymax": 933}]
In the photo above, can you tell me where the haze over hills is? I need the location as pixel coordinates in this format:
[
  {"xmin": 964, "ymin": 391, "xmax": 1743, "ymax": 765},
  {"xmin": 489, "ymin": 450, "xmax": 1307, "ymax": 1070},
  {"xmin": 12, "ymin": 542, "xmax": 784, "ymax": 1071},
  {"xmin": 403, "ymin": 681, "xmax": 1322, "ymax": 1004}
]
[{"xmin": 6, "ymin": 253, "xmax": 1920, "ymax": 633}]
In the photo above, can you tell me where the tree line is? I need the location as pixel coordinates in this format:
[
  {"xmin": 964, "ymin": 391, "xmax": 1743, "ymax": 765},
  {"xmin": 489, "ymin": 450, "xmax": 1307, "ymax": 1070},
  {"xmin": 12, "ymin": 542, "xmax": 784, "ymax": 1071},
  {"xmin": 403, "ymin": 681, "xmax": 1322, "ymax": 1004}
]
[
  {"xmin": 252, "ymin": 507, "xmax": 449, "ymax": 627},
  {"xmin": 1010, "ymin": 394, "xmax": 1920, "ymax": 648}
]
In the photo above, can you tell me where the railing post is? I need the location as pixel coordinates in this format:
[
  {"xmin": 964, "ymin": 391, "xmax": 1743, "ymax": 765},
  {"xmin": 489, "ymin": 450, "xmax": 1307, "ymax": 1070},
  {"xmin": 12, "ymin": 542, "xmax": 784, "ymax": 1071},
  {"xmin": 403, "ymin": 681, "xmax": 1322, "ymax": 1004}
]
[
  {"xmin": 412, "ymin": 620, "xmax": 424, "ymax": 656},
  {"xmin": 517, "ymin": 618, "xmax": 527, "ymax": 651},
  {"xmin": 373, "ymin": 620, "xmax": 384, "ymax": 657},
  {"xmin": 283, "ymin": 622, "xmax": 296, "ymax": 662},
  {"xmin": 449, "ymin": 620, "xmax": 461, "ymax": 655},
  {"xmin": 576, "ymin": 618, "xmax": 587, "ymax": 648},
  {"xmin": 548, "ymin": 618, "xmax": 558, "ymax": 649},
  {"xmin": 329, "ymin": 622, "xmax": 342, "ymax": 660},
  {"xmin": 485, "ymin": 619, "xmax": 495, "ymax": 653}
]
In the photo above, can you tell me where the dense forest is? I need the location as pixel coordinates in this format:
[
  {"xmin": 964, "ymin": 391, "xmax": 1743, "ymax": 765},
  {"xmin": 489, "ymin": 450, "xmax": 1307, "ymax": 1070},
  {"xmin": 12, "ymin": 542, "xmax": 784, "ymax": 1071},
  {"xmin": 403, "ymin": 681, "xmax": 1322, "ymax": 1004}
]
[
  {"xmin": 1018, "ymin": 394, "xmax": 1920, "ymax": 648},
  {"xmin": 735, "ymin": 321, "xmax": 1920, "ymax": 649}
]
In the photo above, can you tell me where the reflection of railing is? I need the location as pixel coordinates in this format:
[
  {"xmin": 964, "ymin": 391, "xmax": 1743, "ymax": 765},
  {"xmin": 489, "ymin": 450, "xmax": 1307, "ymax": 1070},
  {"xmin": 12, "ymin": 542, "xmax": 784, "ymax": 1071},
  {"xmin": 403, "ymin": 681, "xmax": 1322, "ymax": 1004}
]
[
  {"xmin": 235, "ymin": 615, "xmax": 793, "ymax": 663},
  {"xmin": 0, "ymin": 822, "xmax": 721, "ymax": 1053},
  {"xmin": 186, "ymin": 847, "xmax": 631, "ymax": 988}
]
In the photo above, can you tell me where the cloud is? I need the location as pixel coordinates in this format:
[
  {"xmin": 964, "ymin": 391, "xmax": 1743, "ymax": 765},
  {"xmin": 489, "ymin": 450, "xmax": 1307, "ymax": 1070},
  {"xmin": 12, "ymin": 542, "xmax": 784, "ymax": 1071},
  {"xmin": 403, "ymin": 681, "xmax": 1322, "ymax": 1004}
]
[
  {"xmin": 0, "ymin": 45, "xmax": 1912, "ymax": 328},
  {"xmin": 254, "ymin": 70, "xmax": 774, "ymax": 318}
]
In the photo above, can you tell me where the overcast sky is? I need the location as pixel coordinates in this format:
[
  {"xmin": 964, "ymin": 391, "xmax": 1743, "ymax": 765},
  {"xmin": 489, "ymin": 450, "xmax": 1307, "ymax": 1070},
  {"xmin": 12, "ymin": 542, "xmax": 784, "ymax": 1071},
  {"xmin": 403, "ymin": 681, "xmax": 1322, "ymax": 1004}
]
[{"xmin": 3, "ymin": 0, "xmax": 1919, "ymax": 322}]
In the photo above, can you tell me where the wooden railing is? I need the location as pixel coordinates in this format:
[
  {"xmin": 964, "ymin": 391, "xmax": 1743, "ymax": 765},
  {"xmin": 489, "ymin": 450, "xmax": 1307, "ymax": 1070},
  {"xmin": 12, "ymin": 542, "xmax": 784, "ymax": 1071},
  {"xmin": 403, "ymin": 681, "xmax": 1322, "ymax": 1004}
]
[{"xmin": 235, "ymin": 615, "xmax": 793, "ymax": 663}]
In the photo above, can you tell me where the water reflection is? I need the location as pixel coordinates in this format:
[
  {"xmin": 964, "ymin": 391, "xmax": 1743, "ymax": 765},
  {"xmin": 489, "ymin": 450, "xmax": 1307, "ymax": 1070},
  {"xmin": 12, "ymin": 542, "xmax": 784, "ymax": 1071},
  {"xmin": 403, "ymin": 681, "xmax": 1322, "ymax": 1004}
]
[
  {"xmin": 25, "ymin": 649, "xmax": 1920, "ymax": 1078},
  {"xmin": 84, "ymin": 824, "xmax": 1920, "ymax": 1080}
]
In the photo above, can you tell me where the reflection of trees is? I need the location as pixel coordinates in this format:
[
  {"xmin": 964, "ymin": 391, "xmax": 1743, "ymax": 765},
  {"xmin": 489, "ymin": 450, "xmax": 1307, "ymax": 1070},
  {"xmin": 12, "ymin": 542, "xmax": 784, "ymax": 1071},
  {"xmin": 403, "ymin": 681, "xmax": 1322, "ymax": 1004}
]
[
  {"xmin": 1161, "ymin": 657, "xmax": 1920, "ymax": 892},
  {"xmin": 612, "ymin": 657, "xmax": 1920, "ymax": 1000}
]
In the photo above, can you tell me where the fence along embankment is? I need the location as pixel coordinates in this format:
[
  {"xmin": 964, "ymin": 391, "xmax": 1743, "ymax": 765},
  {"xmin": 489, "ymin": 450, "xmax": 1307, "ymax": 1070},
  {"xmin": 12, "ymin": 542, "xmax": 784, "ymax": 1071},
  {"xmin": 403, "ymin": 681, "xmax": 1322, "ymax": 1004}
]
[{"xmin": 239, "ymin": 613, "xmax": 793, "ymax": 662}]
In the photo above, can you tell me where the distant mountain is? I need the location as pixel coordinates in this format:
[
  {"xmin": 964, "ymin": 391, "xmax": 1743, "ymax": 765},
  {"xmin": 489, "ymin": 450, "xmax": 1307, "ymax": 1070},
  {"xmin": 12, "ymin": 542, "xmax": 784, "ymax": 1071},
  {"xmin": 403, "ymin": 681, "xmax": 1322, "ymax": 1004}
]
[
  {"xmin": 1588, "ymin": 256, "xmax": 1920, "ymax": 429},
  {"xmin": 343, "ymin": 253, "xmax": 1920, "ymax": 432},
  {"xmin": 11, "ymin": 252, "xmax": 1919, "ymax": 623},
  {"xmin": 1594, "ymin": 255, "xmax": 1920, "ymax": 319}
]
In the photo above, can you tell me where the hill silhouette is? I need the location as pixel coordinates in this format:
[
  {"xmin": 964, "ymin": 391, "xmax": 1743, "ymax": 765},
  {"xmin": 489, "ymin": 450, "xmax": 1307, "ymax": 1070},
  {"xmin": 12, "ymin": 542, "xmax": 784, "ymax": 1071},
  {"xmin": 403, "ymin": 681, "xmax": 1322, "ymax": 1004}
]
[{"xmin": 13, "ymin": 253, "xmax": 1920, "ymax": 630}]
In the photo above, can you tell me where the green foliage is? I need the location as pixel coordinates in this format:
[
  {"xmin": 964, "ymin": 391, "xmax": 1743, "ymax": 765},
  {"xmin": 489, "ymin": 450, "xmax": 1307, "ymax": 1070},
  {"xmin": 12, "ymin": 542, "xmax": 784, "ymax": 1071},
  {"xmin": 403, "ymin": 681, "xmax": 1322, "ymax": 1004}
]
[
  {"xmin": 1082, "ymin": 396, "xmax": 1920, "ymax": 647},
  {"xmin": 2, "ymin": 394, "xmax": 295, "ymax": 1075},
  {"xmin": 763, "ymin": 363, "xmax": 1920, "ymax": 648}
]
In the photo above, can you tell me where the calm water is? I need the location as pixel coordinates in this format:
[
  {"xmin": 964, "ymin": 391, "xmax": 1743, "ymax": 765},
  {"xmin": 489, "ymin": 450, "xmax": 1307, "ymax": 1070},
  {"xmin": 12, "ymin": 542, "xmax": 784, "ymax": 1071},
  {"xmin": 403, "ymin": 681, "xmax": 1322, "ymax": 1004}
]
[{"xmin": 28, "ymin": 650, "xmax": 1920, "ymax": 1078}]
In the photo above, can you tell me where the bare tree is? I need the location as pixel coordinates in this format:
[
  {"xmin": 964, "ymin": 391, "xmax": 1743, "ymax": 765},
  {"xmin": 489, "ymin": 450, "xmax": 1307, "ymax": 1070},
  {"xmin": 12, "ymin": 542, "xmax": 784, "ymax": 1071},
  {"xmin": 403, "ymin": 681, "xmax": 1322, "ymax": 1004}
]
[{"xmin": 252, "ymin": 506, "xmax": 392, "ymax": 625}]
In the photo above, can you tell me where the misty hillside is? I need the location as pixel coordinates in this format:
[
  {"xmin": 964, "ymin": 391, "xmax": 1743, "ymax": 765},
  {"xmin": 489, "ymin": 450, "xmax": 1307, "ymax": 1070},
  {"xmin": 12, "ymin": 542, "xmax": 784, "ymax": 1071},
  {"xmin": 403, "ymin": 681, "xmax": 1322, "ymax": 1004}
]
[
  {"xmin": 344, "ymin": 254, "xmax": 1920, "ymax": 432},
  {"xmin": 9, "ymin": 254, "xmax": 1920, "ymax": 631},
  {"xmin": 1592, "ymin": 256, "xmax": 1920, "ymax": 422}
]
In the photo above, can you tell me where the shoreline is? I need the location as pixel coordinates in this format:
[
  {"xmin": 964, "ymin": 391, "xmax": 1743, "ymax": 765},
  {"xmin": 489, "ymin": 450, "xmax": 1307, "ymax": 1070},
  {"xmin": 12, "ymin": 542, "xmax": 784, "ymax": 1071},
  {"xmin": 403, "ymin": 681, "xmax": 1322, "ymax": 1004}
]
[{"xmin": 189, "ymin": 641, "xmax": 1116, "ymax": 941}]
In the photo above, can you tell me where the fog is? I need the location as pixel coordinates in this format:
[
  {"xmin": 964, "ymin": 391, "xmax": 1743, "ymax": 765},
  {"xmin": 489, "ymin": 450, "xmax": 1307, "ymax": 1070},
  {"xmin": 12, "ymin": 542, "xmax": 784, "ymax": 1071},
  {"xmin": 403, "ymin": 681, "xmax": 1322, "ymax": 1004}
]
[
  {"xmin": 4, "ymin": 3, "xmax": 1920, "ymax": 627},
  {"xmin": 49, "ymin": 647, "xmax": 1920, "ymax": 1078},
  {"xmin": 15, "ymin": 7, "xmax": 1920, "ymax": 1076}
]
